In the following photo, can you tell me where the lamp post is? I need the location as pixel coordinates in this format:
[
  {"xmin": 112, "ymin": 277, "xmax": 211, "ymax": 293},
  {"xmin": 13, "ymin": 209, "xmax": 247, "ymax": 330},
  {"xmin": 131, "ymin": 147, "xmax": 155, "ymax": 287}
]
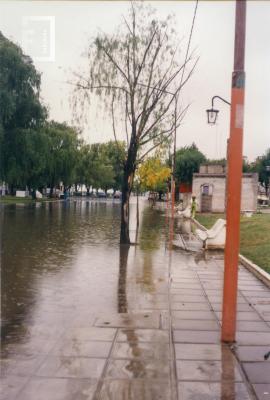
[
  {"xmin": 206, "ymin": 1, "xmax": 247, "ymax": 342},
  {"xmin": 266, "ymin": 165, "xmax": 270, "ymax": 200},
  {"xmin": 222, "ymin": 0, "xmax": 246, "ymax": 343},
  {"xmin": 206, "ymin": 96, "xmax": 231, "ymax": 125}
]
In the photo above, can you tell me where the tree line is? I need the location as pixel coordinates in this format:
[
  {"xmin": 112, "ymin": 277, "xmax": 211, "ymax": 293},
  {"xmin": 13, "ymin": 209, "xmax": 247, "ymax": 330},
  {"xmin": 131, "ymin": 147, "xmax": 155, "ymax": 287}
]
[{"xmin": 0, "ymin": 32, "xmax": 125, "ymax": 197}]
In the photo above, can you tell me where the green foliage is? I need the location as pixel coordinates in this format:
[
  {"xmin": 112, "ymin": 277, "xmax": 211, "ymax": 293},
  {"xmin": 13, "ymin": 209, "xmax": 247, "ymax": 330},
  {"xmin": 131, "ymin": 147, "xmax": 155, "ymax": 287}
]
[
  {"xmin": 43, "ymin": 121, "xmax": 80, "ymax": 189},
  {"xmin": 196, "ymin": 213, "xmax": 270, "ymax": 274},
  {"xmin": 174, "ymin": 143, "xmax": 206, "ymax": 185},
  {"xmin": 74, "ymin": 141, "xmax": 126, "ymax": 191},
  {"xmin": 250, "ymin": 149, "xmax": 270, "ymax": 194},
  {"xmin": 0, "ymin": 31, "xmax": 47, "ymax": 185},
  {"xmin": 0, "ymin": 32, "xmax": 46, "ymax": 131}
]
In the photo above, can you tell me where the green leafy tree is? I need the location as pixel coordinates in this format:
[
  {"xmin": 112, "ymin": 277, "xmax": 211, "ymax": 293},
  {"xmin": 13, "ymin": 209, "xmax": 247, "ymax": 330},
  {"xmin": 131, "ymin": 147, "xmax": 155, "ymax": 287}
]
[
  {"xmin": 73, "ymin": 3, "xmax": 197, "ymax": 244},
  {"xmin": 251, "ymin": 149, "xmax": 270, "ymax": 195},
  {"xmin": 43, "ymin": 121, "xmax": 80, "ymax": 195},
  {"xmin": 0, "ymin": 31, "xmax": 47, "ymax": 187},
  {"xmin": 174, "ymin": 143, "xmax": 206, "ymax": 185},
  {"xmin": 99, "ymin": 141, "xmax": 126, "ymax": 191}
]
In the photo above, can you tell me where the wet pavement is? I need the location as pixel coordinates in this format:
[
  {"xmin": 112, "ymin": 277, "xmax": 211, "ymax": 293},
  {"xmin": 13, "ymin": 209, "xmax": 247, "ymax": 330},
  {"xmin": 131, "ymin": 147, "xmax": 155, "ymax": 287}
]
[{"xmin": 1, "ymin": 199, "xmax": 270, "ymax": 399}]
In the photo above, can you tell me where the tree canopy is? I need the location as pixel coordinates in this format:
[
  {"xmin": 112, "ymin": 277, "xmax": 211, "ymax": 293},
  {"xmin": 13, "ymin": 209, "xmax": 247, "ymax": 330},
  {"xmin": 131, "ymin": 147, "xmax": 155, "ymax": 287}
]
[
  {"xmin": 73, "ymin": 2, "xmax": 197, "ymax": 243},
  {"xmin": 0, "ymin": 31, "xmax": 47, "ymax": 184},
  {"xmin": 138, "ymin": 156, "xmax": 171, "ymax": 193},
  {"xmin": 174, "ymin": 143, "xmax": 206, "ymax": 185}
]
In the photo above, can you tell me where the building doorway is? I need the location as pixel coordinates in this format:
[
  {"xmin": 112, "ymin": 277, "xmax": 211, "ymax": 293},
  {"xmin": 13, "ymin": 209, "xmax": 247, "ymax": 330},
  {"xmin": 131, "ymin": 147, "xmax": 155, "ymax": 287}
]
[{"xmin": 201, "ymin": 184, "xmax": 213, "ymax": 212}]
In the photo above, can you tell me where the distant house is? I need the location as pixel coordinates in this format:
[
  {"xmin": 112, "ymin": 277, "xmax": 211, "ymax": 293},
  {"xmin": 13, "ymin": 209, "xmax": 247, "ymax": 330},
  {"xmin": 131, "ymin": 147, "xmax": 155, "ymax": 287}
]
[{"xmin": 192, "ymin": 164, "xmax": 258, "ymax": 213}]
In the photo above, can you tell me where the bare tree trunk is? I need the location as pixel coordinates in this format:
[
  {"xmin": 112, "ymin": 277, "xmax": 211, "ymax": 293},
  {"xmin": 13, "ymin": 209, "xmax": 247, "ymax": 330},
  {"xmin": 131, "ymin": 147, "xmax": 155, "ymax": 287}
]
[
  {"xmin": 120, "ymin": 179, "xmax": 131, "ymax": 244},
  {"xmin": 118, "ymin": 244, "xmax": 129, "ymax": 313},
  {"xmin": 136, "ymin": 188, "xmax": 139, "ymax": 229},
  {"xmin": 120, "ymin": 136, "xmax": 137, "ymax": 244}
]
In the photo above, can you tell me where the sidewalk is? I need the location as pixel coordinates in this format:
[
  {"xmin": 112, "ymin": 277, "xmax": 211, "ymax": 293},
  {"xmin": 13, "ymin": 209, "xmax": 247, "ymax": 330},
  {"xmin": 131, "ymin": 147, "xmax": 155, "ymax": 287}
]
[
  {"xmin": 2, "ymin": 247, "xmax": 270, "ymax": 400},
  {"xmin": 170, "ymin": 251, "xmax": 270, "ymax": 400}
]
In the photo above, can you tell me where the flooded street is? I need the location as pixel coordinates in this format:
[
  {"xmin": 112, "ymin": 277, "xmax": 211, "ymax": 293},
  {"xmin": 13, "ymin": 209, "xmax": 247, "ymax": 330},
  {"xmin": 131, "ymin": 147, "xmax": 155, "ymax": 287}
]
[
  {"xmin": 1, "ymin": 199, "xmax": 270, "ymax": 400},
  {"xmin": 1, "ymin": 199, "xmax": 168, "ymax": 345}
]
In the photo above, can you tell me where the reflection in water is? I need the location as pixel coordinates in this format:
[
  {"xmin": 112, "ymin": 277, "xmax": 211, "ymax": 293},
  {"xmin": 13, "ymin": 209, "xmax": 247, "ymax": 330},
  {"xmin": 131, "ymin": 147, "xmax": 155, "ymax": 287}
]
[
  {"xmin": 221, "ymin": 344, "xmax": 236, "ymax": 399},
  {"xmin": 1, "ymin": 200, "xmax": 121, "ymax": 347},
  {"xmin": 118, "ymin": 245, "xmax": 129, "ymax": 313},
  {"xmin": 1, "ymin": 199, "xmax": 168, "ymax": 354},
  {"xmin": 121, "ymin": 329, "xmax": 146, "ymax": 379},
  {"xmin": 138, "ymin": 207, "xmax": 164, "ymax": 294}
]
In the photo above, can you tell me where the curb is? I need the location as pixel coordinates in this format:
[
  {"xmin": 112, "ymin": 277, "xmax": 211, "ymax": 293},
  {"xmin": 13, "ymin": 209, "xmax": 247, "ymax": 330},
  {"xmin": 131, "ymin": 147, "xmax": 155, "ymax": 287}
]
[
  {"xmin": 193, "ymin": 217, "xmax": 270, "ymax": 288},
  {"xmin": 239, "ymin": 254, "xmax": 270, "ymax": 288}
]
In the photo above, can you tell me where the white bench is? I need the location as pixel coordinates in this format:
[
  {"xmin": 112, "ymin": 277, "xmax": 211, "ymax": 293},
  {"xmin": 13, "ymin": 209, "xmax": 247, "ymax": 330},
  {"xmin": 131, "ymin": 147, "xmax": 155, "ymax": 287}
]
[
  {"xmin": 177, "ymin": 205, "xmax": 192, "ymax": 219},
  {"xmin": 196, "ymin": 218, "xmax": 226, "ymax": 249}
]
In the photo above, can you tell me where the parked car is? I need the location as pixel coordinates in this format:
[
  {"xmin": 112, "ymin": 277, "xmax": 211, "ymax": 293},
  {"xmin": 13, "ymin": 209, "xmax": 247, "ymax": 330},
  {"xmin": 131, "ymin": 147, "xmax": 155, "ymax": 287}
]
[
  {"xmin": 97, "ymin": 191, "xmax": 106, "ymax": 198},
  {"xmin": 113, "ymin": 190, "xmax": 121, "ymax": 199}
]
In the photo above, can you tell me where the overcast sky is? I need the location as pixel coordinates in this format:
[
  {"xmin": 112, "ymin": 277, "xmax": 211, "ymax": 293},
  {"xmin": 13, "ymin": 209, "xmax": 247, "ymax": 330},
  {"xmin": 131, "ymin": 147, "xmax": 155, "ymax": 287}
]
[{"xmin": 1, "ymin": 1, "xmax": 269, "ymax": 161}]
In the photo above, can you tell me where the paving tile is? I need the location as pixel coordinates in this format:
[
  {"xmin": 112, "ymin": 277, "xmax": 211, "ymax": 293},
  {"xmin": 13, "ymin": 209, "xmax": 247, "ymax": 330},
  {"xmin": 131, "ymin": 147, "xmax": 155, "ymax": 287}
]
[
  {"xmin": 215, "ymin": 311, "xmax": 261, "ymax": 321},
  {"xmin": 0, "ymin": 375, "xmax": 29, "ymax": 400},
  {"xmin": 1, "ymin": 355, "xmax": 45, "ymax": 377},
  {"xmin": 171, "ymin": 302, "xmax": 211, "ymax": 311},
  {"xmin": 239, "ymin": 285, "xmax": 268, "ymax": 291},
  {"xmin": 243, "ymin": 362, "xmax": 270, "ymax": 384},
  {"xmin": 116, "ymin": 329, "xmax": 169, "ymax": 343},
  {"xmin": 241, "ymin": 291, "xmax": 270, "ymax": 298},
  {"xmin": 171, "ymin": 295, "xmax": 206, "ymax": 303},
  {"xmin": 52, "ymin": 340, "xmax": 112, "ymax": 357},
  {"xmin": 236, "ymin": 332, "xmax": 270, "ymax": 345},
  {"xmin": 236, "ymin": 346, "xmax": 270, "ymax": 362},
  {"xmin": 208, "ymin": 296, "xmax": 247, "ymax": 304},
  {"xmin": 211, "ymin": 303, "xmax": 253, "ymax": 312},
  {"xmin": 261, "ymin": 312, "xmax": 270, "ymax": 322},
  {"xmin": 2, "ymin": 338, "xmax": 57, "ymax": 357},
  {"xmin": 236, "ymin": 321, "xmax": 270, "ymax": 332},
  {"xmin": 252, "ymin": 384, "xmax": 270, "ymax": 400},
  {"xmin": 172, "ymin": 310, "xmax": 215, "ymax": 320},
  {"xmin": 175, "ymin": 343, "xmax": 222, "ymax": 360},
  {"xmin": 17, "ymin": 377, "xmax": 97, "ymax": 400},
  {"xmin": 35, "ymin": 356, "xmax": 106, "ymax": 378},
  {"xmin": 173, "ymin": 330, "xmax": 220, "ymax": 343},
  {"xmin": 253, "ymin": 300, "xmax": 270, "ymax": 306},
  {"xmin": 172, "ymin": 319, "xmax": 220, "ymax": 331},
  {"xmin": 64, "ymin": 327, "xmax": 117, "ymax": 342},
  {"xmin": 171, "ymin": 284, "xmax": 202, "ymax": 289},
  {"xmin": 105, "ymin": 358, "xmax": 170, "ymax": 379},
  {"xmin": 111, "ymin": 342, "xmax": 170, "ymax": 360},
  {"xmin": 99, "ymin": 379, "xmax": 171, "ymax": 400},
  {"xmin": 254, "ymin": 305, "xmax": 270, "ymax": 313},
  {"xmin": 94, "ymin": 312, "xmax": 160, "ymax": 328},
  {"xmin": 178, "ymin": 382, "xmax": 251, "ymax": 399},
  {"xmin": 176, "ymin": 359, "xmax": 242, "ymax": 382}
]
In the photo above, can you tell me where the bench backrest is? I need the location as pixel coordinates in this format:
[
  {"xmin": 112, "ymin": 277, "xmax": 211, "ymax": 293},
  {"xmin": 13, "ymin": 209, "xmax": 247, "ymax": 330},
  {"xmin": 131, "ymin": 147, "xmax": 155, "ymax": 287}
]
[{"xmin": 208, "ymin": 218, "xmax": 226, "ymax": 236}]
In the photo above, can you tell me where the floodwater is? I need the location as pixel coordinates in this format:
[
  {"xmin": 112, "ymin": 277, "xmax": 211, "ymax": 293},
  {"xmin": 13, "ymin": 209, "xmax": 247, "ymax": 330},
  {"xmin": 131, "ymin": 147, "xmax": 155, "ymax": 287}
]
[
  {"xmin": 2, "ymin": 199, "xmax": 268, "ymax": 400},
  {"xmin": 1, "ymin": 198, "xmax": 169, "ymax": 356}
]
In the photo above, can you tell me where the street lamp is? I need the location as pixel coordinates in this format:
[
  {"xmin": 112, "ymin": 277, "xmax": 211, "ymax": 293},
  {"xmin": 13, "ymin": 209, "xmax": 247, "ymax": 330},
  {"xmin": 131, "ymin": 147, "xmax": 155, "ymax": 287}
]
[
  {"xmin": 206, "ymin": 95, "xmax": 231, "ymax": 125},
  {"xmin": 266, "ymin": 166, "xmax": 270, "ymax": 200},
  {"xmin": 206, "ymin": 108, "xmax": 219, "ymax": 125}
]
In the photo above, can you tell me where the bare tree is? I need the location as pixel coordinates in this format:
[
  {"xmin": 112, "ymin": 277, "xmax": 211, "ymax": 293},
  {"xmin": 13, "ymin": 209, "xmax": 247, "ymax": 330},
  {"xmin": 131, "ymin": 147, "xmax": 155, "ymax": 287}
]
[{"xmin": 73, "ymin": 2, "xmax": 198, "ymax": 244}]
